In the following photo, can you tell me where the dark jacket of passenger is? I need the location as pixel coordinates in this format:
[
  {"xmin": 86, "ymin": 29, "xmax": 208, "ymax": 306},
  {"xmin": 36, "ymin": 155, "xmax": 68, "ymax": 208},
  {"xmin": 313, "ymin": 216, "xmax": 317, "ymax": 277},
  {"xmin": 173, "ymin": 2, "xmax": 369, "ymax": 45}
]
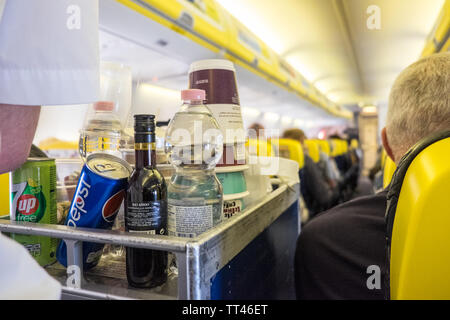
[
  {"xmin": 295, "ymin": 190, "xmax": 387, "ymax": 299},
  {"xmin": 300, "ymin": 154, "xmax": 338, "ymax": 217}
]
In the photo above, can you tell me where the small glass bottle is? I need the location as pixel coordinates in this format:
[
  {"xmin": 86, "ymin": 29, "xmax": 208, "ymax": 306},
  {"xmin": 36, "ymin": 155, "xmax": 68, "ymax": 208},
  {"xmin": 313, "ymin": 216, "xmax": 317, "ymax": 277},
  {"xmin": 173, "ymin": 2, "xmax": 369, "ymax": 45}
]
[{"xmin": 125, "ymin": 114, "xmax": 168, "ymax": 288}]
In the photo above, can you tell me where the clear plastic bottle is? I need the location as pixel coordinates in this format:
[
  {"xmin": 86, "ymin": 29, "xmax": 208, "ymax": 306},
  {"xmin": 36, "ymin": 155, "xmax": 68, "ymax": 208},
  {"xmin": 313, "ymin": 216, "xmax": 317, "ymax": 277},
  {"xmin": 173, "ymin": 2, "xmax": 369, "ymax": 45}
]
[
  {"xmin": 78, "ymin": 101, "xmax": 122, "ymax": 162},
  {"xmin": 79, "ymin": 101, "xmax": 124, "ymax": 257},
  {"xmin": 165, "ymin": 89, "xmax": 224, "ymax": 238}
]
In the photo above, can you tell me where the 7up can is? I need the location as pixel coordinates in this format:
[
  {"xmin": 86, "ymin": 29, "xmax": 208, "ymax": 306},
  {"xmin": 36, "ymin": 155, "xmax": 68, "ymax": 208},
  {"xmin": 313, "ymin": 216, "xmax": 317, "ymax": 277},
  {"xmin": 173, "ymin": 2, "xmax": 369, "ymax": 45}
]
[{"xmin": 10, "ymin": 158, "xmax": 57, "ymax": 267}]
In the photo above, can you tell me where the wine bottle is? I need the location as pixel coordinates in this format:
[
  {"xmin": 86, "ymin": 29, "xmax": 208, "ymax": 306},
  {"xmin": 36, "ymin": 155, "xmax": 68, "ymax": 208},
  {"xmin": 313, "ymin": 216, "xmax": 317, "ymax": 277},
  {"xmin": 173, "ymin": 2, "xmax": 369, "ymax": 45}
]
[{"xmin": 125, "ymin": 114, "xmax": 168, "ymax": 288}]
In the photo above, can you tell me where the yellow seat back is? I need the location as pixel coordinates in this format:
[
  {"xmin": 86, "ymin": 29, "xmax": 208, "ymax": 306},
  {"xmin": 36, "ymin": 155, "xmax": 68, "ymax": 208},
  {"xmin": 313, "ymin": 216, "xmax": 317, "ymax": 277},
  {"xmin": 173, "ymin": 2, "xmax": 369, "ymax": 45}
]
[
  {"xmin": 330, "ymin": 139, "xmax": 344, "ymax": 157},
  {"xmin": 272, "ymin": 138, "xmax": 304, "ymax": 169},
  {"xmin": 383, "ymin": 156, "xmax": 397, "ymax": 188},
  {"xmin": 0, "ymin": 173, "xmax": 10, "ymax": 218},
  {"xmin": 342, "ymin": 140, "xmax": 349, "ymax": 154},
  {"xmin": 305, "ymin": 139, "xmax": 320, "ymax": 163},
  {"xmin": 316, "ymin": 139, "xmax": 330, "ymax": 157},
  {"xmin": 246, "ymin": 138, "xmax": 275, "ymax": 157},
  {"xmin": 329, "ymin": 139, "xmax": 338, "ymax": 157},
  {"xmin": 386, "ymin": 132, "xmax": 450, "ymax": 299},
  {"xmin": 350, "ymin": 139, "xmax": 359, "ymax": 150},
  {"xmin": 381, "ymin": 148, "xmax": 387, "ymax": 168}
]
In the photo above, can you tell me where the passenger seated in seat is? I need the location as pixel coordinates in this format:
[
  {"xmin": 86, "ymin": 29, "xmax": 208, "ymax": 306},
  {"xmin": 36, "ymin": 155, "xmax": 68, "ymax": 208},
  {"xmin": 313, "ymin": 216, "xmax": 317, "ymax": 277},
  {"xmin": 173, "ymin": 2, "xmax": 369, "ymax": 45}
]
[
  {"xmin": 295, "ymin": 52, "xmax": 450, "ymax": 299},
  {"xmin": 248, "ymin": 123, "xmax": 265, "ymax": 138},
  {"xmin": 317, "ymin": 143, "xmax": 341, "ymax": 190},
  {"xmin": 282, "ymin": 129, "xmax": 338, "ymax": 218}
]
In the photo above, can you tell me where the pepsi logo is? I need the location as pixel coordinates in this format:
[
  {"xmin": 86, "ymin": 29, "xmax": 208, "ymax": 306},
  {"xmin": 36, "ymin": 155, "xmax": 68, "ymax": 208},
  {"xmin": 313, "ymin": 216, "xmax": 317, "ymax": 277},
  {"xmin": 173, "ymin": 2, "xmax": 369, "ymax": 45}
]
[{"xmin": 102, "ymin": 190, "xmax": 125, "ymax": 223}]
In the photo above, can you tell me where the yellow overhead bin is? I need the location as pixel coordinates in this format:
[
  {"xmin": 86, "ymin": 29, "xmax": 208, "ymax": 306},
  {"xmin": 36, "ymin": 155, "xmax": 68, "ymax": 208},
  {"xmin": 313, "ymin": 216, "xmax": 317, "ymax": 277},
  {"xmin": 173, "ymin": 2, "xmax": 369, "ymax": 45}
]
[
  {"xmin": 224, "ymin": 14, "xmax": 262, "ymax": 64},
  {"xmin": 144, "ymin": 0, "xmax": 228, "ymax": 48},
  {"xmin": 442, "ymin": 36, "xmax": 450, "ymax": 52},
  {"xmin": 118, "ymin": 0, "xmax": 225, "ymax": 53},
  {"xmin": 297, "ymin": 74, "xmax": 311, "ymax": 97},
  {"xmin": 421, "ymin": 0, "xmax": 450, "ymax": 57},
  {"xmin": 307, "ymin": 87, "xmax": 320, "ymax": 108},
  {"xmin": 220, "ymin": 9, "xmax": 279, "ymax": 80},
  {"xmin": 276, "ymin": 57, "xmax": 300, "ymax": 91},
  {"xmin": 116, "ymin": 0, "xmax": 349, "ymax": 119}
]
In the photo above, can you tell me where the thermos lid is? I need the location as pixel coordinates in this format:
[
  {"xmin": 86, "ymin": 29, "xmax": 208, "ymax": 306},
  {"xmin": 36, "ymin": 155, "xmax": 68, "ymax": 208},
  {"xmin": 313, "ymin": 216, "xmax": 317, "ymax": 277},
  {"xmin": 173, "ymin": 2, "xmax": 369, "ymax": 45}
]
[{"xmin": 189, "ymin": 59, "xmax": 236, "ymax": 73}]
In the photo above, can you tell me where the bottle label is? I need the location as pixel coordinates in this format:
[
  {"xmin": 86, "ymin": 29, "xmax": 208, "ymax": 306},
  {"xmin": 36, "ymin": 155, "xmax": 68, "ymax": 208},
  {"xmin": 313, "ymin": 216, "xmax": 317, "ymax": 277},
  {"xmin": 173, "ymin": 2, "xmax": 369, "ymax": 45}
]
[
  {"xmin": 134, "ymin": 142, "xmax": 156, "ymax": 150},
  {"xmin": 11, "ymin": 180, "xmax": 46, "ymax": 223},
  {"xmin": 126, "ymin": 201, "xmax": 166, "ymax": 235},
  {"xmin": 207, "ymin": 104, "xmax": 245, "ymax": 144},
  {"xmin": 189, "ymin": 69, "xmax": 240, "ymax": 105},
  {"xmin": 167, "ymin": 204, "xmax": 213, "ymax": 238},
  {"xmin": 128, "ymin": 229, "xmax": 156, "ymax": 235},
  {"xmin": 223, "ymin": 199, "xmax": 243, "ymax": 219},
  {"xmin": 234, "ymin": 142, "xmax": 246, "ymax": 162}
]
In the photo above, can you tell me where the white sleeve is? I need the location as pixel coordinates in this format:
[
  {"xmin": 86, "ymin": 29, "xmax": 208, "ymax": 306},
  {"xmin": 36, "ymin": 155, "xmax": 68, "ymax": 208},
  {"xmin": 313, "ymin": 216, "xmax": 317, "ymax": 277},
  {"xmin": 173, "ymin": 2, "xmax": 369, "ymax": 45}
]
[
  {"xmin": 0, "ymin": 233, "xmax": 61, "ymax": 300},
  {"xmin": 0, "ymin": 0, "xmax": 99, "ymax": 106},
  {"xmin": 0, "ymin": 0, "xmax": 6, "ymax": 22}
]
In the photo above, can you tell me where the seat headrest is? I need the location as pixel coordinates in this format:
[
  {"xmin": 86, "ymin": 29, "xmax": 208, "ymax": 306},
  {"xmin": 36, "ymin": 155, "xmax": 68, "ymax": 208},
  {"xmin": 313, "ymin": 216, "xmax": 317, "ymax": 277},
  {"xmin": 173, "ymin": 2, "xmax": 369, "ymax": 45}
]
[
  {"xmin": 383, "ymin": 156, "xmax": 396, "ymax": 189},
  {"xmin": 275, "ymin": 138, "xmax": 305, "ymax": 169},
  {"xmin": 305, "ymin": 139, "xmax": 320, "ymax": 163},
  {"xmin": 384, "ymin": 130, "xmax": 450, "ymax": 299}
]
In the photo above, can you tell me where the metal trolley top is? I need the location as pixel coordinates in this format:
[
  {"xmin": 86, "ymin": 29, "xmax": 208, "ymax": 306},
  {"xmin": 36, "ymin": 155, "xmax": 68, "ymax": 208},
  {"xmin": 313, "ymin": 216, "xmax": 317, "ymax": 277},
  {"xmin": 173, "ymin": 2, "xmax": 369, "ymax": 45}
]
[{"xmin": 0, "ymin": 182, "xmax": 300, "ymax": 300}]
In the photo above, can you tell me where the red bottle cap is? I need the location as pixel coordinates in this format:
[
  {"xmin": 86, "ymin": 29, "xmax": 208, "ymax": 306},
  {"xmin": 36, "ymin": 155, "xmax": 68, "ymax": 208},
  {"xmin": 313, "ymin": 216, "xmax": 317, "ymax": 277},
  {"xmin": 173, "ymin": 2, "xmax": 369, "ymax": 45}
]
[
  {"xmin": 181, "ymin": 89, "xmax": 206, "ymax": 101},
  {"xmin": 93, "ymin": 101, "xmax": 114, "ymax": 111}
]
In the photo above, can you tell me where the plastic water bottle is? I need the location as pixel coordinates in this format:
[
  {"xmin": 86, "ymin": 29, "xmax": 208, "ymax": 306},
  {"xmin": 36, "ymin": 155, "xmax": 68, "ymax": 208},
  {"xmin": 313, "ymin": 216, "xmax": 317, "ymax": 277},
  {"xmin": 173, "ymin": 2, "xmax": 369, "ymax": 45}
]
[
  {"xmin": 165, "ymin": 89, "xmax": 224, "ymax": 238},
  {"xmin": 79, "ymin": 101, "xmax": 123, "ymax": 162},
  {"xmin": 79, "ymin": 101, "xmax": 124, "ymax": 257}
]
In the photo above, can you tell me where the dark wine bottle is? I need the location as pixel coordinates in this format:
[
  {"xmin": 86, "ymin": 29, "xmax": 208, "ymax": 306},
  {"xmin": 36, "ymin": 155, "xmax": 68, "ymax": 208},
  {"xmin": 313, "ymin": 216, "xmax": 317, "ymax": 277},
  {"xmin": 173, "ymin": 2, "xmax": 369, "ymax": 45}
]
[{"xmin": 125, "ymin": 114, "xmax": 168, "ymax": 288}]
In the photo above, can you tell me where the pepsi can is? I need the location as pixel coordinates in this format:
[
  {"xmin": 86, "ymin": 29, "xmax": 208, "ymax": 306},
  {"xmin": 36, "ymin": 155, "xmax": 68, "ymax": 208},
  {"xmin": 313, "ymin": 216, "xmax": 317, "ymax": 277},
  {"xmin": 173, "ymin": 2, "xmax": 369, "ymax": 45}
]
[{"xmin": 56, "ymin": 153, "xmax": 132, "ymax": 270}]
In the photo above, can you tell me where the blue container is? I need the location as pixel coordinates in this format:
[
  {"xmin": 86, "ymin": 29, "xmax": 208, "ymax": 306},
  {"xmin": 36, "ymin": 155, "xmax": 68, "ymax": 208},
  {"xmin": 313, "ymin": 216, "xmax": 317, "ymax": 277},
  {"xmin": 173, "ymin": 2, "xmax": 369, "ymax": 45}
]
[{"xmin": 56, "ymin": 153, "xmax": 131, "ymax": 270}]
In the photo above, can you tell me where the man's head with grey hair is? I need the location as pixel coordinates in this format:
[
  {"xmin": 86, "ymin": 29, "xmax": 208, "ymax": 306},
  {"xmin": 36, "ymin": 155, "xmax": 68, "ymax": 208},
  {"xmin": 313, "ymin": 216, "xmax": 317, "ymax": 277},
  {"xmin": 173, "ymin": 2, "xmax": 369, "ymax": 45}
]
[{"xmin": 382, "ymin": 52, "xmax": 450, "ymax": 163}]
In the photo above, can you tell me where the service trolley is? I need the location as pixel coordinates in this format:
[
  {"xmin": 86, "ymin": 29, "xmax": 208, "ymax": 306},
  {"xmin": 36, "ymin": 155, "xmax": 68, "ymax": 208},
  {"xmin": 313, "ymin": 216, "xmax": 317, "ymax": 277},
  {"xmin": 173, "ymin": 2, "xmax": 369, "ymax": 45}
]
[{"xmin": 0, "ymin": 182, "xmax": 300, "ymax": 300}]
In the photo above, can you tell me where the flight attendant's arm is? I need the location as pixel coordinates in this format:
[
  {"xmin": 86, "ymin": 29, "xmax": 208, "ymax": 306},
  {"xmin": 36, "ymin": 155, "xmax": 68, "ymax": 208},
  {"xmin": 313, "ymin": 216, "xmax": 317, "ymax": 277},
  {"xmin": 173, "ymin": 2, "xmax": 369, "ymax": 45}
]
[
  {"xmin": 0, "ymin": 0, "xmax": 100, "ymax": 299},
  {"xmin": 0, "ymin": 0, "xmax": 99, "ymax": 174}
]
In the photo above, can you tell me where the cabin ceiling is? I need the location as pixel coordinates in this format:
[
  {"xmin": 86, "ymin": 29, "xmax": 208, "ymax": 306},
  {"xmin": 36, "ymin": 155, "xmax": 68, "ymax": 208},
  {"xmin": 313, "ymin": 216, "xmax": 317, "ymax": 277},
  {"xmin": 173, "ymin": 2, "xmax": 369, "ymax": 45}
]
[{"xmin": 216, "ymin": 0, "xmax": 444, "ymax": 107}]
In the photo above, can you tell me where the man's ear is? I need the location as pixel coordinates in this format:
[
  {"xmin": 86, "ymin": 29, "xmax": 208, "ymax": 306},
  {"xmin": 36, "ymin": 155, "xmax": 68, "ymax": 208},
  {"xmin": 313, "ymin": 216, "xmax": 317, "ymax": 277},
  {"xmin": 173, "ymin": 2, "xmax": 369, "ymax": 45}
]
[{"xmin": 381, "ymin": 127, "xmax": 395, "ymax": 163}]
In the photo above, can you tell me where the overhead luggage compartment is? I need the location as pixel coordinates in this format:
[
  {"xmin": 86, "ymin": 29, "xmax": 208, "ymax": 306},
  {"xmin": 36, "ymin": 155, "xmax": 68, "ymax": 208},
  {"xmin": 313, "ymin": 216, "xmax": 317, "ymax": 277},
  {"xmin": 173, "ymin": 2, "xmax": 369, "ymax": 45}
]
[{"xmin": 99, "ymin": 0, "xmax": 352, "ymax": 121}]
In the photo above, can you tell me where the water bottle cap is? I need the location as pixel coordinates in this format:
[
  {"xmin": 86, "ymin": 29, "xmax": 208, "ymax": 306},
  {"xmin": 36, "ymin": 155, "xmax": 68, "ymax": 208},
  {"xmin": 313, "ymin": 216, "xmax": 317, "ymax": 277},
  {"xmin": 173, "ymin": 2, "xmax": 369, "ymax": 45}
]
[
  {"xmin": 94, "ymin": 101, "xmax": 114, "ymax": 111},
  {"xmin": 181, "ymin": 89, "xmax": 206, "ymax": 102}
]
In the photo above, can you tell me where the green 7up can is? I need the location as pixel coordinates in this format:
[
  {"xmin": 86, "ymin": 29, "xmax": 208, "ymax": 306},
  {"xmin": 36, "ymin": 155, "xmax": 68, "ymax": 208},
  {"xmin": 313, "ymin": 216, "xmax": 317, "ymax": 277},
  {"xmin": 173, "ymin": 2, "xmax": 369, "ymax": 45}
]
[{"xmin": 10, "ymin": 158, "xmax": 57, "ymax": 267}]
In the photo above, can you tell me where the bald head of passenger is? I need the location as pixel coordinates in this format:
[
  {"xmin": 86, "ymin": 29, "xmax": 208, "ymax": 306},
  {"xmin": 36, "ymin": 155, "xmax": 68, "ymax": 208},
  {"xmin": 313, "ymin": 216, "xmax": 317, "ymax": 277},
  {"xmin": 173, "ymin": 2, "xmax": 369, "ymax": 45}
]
[{"xmin": 382, "ymin": 52, "xmax": 450, "ymax": 164}]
